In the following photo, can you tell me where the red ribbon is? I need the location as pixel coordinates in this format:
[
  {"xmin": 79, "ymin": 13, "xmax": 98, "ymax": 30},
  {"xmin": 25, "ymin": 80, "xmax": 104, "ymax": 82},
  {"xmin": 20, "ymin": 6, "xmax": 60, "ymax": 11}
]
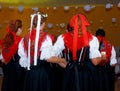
[
  {"xmin": 72, "ymin": 17, "xmax": 78, "ymax": 60},
  {"xmin": 70, "ymin": 14, "xmax": 90, "ymax": 60}
]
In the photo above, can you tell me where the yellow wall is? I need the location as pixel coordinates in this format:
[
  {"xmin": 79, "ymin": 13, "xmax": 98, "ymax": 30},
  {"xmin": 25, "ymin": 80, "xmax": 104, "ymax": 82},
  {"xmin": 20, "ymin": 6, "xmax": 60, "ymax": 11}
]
[{"xmin": 0, "ymin": 5, "xmax": 120, "ymax": 46}]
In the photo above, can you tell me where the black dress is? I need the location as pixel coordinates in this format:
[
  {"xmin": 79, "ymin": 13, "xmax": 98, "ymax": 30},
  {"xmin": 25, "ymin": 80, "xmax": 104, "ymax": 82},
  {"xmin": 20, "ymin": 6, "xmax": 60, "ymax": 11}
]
[
  {"xmin": 23, "ymin": 60, "xmax": 56, "ymax": 91},
  {"xmin": 62, "ymin": 47, "xmax": 98, "ymax": 91},
  {"xmin": 52, "ymin": 63, "xmax": 65, "ymax": 91},
  {"xmin": 1, "ymin": 52, "xmax": 26, "ymax": 91},
  {"xmin": 96, "ymin": 63, "xmax": 115, "ymax": 91},
  {"xmin": 96, "ymin": 40, "xmax": 115, "ymax": 91}
]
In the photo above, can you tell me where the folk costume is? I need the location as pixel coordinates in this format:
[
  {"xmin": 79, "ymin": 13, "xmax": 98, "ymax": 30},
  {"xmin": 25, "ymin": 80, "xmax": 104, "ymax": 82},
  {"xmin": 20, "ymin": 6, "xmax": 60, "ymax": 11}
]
[
  {"xmin": 1, "ymin": 25, "xmax": 25, "ymax": 91},
  {"xmin": 96, "ymin": 32, "xmax": 117, "ymax": 91},
  {"xmin": 52, "ymin": 14, "xmax": 101, "ymax": 91},
  {"xmin": 18, "ymin": 12, "xmax": 55, "ymax": 91}
]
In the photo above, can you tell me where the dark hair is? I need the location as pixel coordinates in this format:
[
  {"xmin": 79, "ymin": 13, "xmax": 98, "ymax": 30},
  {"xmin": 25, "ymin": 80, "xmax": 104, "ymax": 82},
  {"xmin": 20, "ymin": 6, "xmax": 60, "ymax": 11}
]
[
  {"xmin": 4, "ymin": 19, "xmax": 22, "ymax": 49},
  {"xmin": 95, "ymin": 28, "xmax": 105, "ymax": 37},
  {"xmin": 32, "ymin": 12, "xmax": 46, "ymax": 28},
  {"xmin": 67, "ymin": 23, "xmax": 73, "ymax": 32},
  {"xmin": 9, "ymin": 19, "xmax": 22, "ymax": 33}
]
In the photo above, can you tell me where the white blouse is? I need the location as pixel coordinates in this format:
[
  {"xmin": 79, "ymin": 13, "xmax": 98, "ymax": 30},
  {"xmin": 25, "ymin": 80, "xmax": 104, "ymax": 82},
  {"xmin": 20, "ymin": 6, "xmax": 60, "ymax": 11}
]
[
  {"xmin": 0, "ymin": 53, "xmax": 3, "ymax": 60},
  {"xmin": 18, "ymin": 35, "xmax": 53, "ymax": 68},
  {"xmin": 110, "ymin": 46, "xmax": 117, "ymax": 65},
  {"xmin": 51, "ymin": 34, "xmax": 117, "ymax": 65},
  {"xmin": 51, "ymin": 35, "xmax": 101, "ymax": 59}
]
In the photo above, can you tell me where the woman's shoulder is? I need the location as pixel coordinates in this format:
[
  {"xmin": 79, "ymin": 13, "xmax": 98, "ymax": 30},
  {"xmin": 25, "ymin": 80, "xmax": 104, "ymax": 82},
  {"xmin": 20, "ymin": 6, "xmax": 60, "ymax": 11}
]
[
  {"xmin": 47, "ymin": 34, "xmax": 56, "ymax": 43},
  {"xmin": 91, "ymin": 35, "xmax": 98, "ymax": 41}
]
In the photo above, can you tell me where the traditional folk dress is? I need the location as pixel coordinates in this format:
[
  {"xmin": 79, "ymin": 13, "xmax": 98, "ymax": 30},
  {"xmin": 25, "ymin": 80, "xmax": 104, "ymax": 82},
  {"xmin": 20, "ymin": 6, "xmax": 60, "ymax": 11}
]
[
  {"xmin": 18, "ymin": 29, "xmax": 55, "ymax": 91},
  {"xmin": 51, "ymin": 14, "xmax": 101, "ymax": 91},
  {"xmin": 96, "ymin": 36, "xmax": 117, "ymax": 91},
  {"xmin": 0, "ymin": 30, "xmax": 25, "ymax": 91}
]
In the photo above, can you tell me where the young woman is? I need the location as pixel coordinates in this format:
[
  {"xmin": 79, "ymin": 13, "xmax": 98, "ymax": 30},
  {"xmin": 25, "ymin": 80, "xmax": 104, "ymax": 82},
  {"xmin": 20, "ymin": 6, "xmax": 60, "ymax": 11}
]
[
  {"xmin": 95, "ymin": 28, "xmax": 117, "ymax": 91},
  {"xmin": 51, "ymin": 14, "xmax": 102, "ymax": 91},
  {"xmin": 0, "ymin": 19, "xmax": 25, "ymax": 91},
  {"xmin": 18, "ymin": 11, "xmax": 66, "ymax": 91}
]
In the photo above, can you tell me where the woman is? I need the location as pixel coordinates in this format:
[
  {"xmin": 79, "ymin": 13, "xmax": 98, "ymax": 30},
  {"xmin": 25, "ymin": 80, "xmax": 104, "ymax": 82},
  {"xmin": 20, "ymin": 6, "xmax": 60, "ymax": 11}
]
[
  {"xmin": 18, "ymin": 11, "xmax": 66, "ymax": 91},
  {"xmin": 0, "ymin": 19, "xmax": 25, "ymax": 91},
  {"xmin": 95, "ymin": 28, "xmax": 117, "ymax": 91},
  {"xmin": 51, "ymin": 14, "xmax": 102, "ymax": 91}
]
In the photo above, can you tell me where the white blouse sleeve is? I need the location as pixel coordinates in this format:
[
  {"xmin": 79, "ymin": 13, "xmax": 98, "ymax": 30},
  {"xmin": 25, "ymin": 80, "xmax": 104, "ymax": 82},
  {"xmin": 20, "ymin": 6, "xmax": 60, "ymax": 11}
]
[
  {"xmin": 0, "ymin": 48, "xmax": 3, "ymax": 60},
  {"xmin": 40, "ymin": 35, "xmax": 53, "ymax": 60},
  {"xmin": 0, "ymin": 53, "xmax": 3, "ymax": 60},
  {"xmin": 18, "ymin": 38, "xmax": 28, "ymax": 68},
  {"xmin": 110, "ymin": 46, "xmax": 117, "ymax": 65},
  {"xmin": 89, "ymin": 36, "xmax": 101, "ymax": 59},
  {"xmin": 51, "ymin": 35, "xmax": 65, "ymax": 57}
]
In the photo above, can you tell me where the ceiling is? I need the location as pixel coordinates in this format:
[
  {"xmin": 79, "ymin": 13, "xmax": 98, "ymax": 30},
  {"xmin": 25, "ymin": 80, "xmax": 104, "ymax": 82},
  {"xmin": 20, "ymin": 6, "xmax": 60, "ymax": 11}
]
[{"xmin": 0, "ymin": 0, "xmax": 120, "ymax": 7}]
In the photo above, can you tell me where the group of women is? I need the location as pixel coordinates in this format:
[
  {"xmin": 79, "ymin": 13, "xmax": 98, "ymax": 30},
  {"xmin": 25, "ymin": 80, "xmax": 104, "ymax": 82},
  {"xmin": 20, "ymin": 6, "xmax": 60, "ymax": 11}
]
[{"xmin": 0, "ymin": 11, "xmax": 117, "ymax": 91}]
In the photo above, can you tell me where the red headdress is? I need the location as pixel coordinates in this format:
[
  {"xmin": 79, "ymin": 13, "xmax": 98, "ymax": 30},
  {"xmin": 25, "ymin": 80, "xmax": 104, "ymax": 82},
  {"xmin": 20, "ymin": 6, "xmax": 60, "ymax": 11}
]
[
  {"xmin": 1, "ymin": 26, "xmax": 21, "ymax": 63},
  {"xmin": 70, "ymin": 14, "xmax": 91, "ymax": 60}
]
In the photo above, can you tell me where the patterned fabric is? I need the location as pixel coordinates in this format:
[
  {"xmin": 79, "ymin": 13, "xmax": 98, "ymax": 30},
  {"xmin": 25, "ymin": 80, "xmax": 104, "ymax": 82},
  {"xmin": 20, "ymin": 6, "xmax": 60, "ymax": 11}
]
[
  {"xmin": 1, "ymin": 36, "xmax": 22, "ymax": 63},
  {"xmin": 23, "ymin": 29, "xmax": 55, "ymax": 64},
  {"xmin": 23, "ymin": 29, "xmax": 47, "ymax": 63}
]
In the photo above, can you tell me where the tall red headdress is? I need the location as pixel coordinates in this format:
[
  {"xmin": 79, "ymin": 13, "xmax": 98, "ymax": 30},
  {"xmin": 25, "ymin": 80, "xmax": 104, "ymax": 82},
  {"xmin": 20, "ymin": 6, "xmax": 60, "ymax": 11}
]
[{"xmin": 70, "ymin": 14, "xmax": 90, "ymax": 60}]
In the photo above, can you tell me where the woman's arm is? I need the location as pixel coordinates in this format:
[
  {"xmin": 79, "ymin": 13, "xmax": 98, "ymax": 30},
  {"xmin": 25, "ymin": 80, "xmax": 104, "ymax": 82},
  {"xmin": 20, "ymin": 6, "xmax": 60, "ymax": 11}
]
[
  {"xmin": 89, "ymin": 36, "xmax": 102, "ymax": 65},
  {"xmin": 18, "ymin": 39, "xmax": 28, "ymax": 68},
  {"xmin": 40, "ymin": 35, "xmax": 66, "ymax": 64},
  {"xmin": 47, "ymin": 56, "xmax": 66, "ymax": 63},
  {"xmin": 110, "ymin": 46, "xmax": 117, "ymax": 66}
]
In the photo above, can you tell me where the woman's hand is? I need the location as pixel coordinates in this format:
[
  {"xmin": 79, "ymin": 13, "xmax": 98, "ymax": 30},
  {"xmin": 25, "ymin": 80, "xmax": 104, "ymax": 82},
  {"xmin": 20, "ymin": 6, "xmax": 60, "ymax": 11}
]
[
  {"xmin": 58, "ymin": 62, "xmax": 67, "ymax": 68},
  {"xmin": 101, "ymin": 52, "xmax": 106, "ymax": 60}
]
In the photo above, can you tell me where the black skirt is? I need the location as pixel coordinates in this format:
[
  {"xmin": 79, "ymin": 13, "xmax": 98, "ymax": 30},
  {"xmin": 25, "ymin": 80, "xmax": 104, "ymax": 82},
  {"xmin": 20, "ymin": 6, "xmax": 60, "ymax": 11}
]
[
  {"xmin": 97, "ymin": 64, "xmax": 115, "ymax": 91},
  {"xmin": 52, "ymin": 64, "xmax": 65, "ymax": 91},
  {"xmin": 62, "ymin": 61, "xmax": 98, "ymax": 91},
  {"xmin": 1, "ymin": 59, "xmax": 26, "ymax": 91},
  {"xmin": 23, "ymin": 60, "xmax": 56, "ymax": 91}
]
